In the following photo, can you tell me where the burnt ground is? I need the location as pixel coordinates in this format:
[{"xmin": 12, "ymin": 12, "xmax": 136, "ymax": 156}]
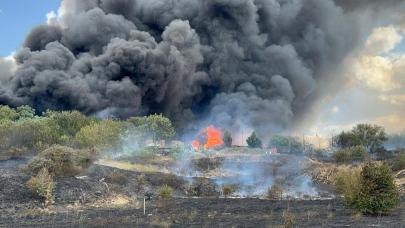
[
  {"xmin": 1, "ymin": 198, "xmax": 405, "ymax": 228},
  {"xmin": 1, "ymin": 157, "xmax": 405, "ymax": 227}
]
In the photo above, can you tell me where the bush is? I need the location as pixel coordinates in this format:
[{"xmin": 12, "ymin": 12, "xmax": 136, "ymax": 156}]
[
  {"xmin": 312, "ymin": 149, "xmax": 326, "ymax": 159},
  {"xmin": 283, "ymin": 209, "xmax": 295, "ymax": 228},
  {"xmin": 28, "ymin": 145, "xmax": 99, "ymax": 176},
  {"xmin": 333, "ymin": 146, "xmax": 367, "ymax": 163},
  {"xmin": 107, "ymin": 171, "xmax": 128, "ymax": 185},
  {"xmin": 332, "ymin": 166, "xmax": 362, "ymax": 207},
  {"xmin": 26, "ymin": 168, "xmax": 55, "ymax": 206},
  {"xmin": 391, "ymin": 152, "xmax": 405, "ymax": 171},
  {"xmin": 355, "ymin": 163, "xmax": 399, "ymax": 215},
  {"xmin": 268, "ymin": 135, "xmax": 304, "ymax": 154},
  {"xmin": 268, "ymin": 184, "xmax": 283, "ymax": 200},
  {"xmin": 223, "ymin": 185, "xmax": 234, "ymax": 197},
  {"xmin": 0, "ymin": 105, "xmax": 19, "ymax": 122},
  {"xmin": 223, "ymin": 131, "xmax": 232, "ymax": 147},
  {"xmin": 4, "ymin": 118, "xmax": 62, "ymax": 155},
  {"xmin": 246, "ymin": 132, "xmax": 262, "ymax": 148},
  {"xmin": 128, "ymin": 114, "xmax": 175, "ymax": 143},
  {"xmin": 158, "ymin": 184, "xmax": 173, "ymax": 199},
  {"xmin": 45, "ymin": 110, "xmax": 95, "ymax": 138},
  {"xmin": 169, "ymin": 144, "xmax": 186, "ymax": 159},
  {"xmin": 75, "ymin": 119, "xmax": 127, "ymax": 150}
]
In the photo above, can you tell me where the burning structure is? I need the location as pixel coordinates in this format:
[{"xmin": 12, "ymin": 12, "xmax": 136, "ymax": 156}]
[{"xmin": 191, "ymin": 125, "xmax": 224, "ymax": 150}]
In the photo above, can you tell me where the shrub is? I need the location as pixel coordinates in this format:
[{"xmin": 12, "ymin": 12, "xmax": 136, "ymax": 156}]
[
  {"xmin": 128, "ymin": 114, "xmax": 175, "ymax": 143},
  {"xmin": 283, "ymin": 209, "xmax": 295, "ymax": 228},
  {"xmin": 45, "ymin": 110, "xmax": 95, "ymax": 138},
  {"xmin": 223, "ymin": 185, "xmax": 234, "ymax": 197},
  {"xmin": 170, "ymin": 144, "xmax": 185, "ymax": 159},
  {"xmin": 391, "ymin": 152, "xmax": 405, "ymax": 171},
  {"xmin": 223, "ymin": 131, "xmax": 232, "ymax": 147},
  {"xmin": 107, "ymin": 171, "xmax": 128, "ymax": 185},
  {"xmin": 312, "ymin": 149, "xmax": 326, "ymax": 159},
  {"xmin": 333, "ymin": 146, "xmax": 367, "ymax": 163},
  {"xmin": 158, "ymin": 185, "xmax": 173, "ymax": 199},
  {"xmin": 137, "ymin": 146, "xmax": 160, "ymax": 160},
  {"xmin": 0, "ymin": 105, "xmax": 19, "ymax": 122},
  {"xmin": 26, "ymin": 168, "xmax": 55, "ymax": 206},
  {"xmin": 332, "ymin": 166, "xmax": 362, "ymax": 207},
  {"xmin": 268, "ymin": 135, "xmax": 304, "ymax": 154},
  {"xmin": 75, "ymin": 119, "xmax": 127, "ymax": 150},
  {"xmin": 268, "ymin": 184, "xmax": 283, "ymax": 200},
  {"xmin": 5, "ymin": 118, "xmax": 62, "ymax": 155},
  {"xmin": 28, "ymin": 145, "xmax": 99, "ymax": 176},
  {"xmin": 16, "ymin": 105, "xmax": 36, "ymax": 119},
  {"xmin": 355, "ymin": 163, "xmax": 399, "ymax": 215},
  {"xmin": 246, "ymin": 132, "xmax": 262, "ymax": 148}
]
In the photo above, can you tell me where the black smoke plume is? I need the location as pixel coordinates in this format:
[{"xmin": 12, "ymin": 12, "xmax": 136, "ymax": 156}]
[{"xmin": 0, "ymin": 0, "xmax": 403, "ymax": 135}]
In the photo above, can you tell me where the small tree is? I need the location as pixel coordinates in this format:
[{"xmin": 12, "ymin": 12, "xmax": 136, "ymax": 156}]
[
  {"xmin": 223, "ymin": 130, "xmax": 232, "ymax": 147},
  {"xmin": 247, "ymin": 132, "xmax": 262, "ymax": 148},
  {"xmin": 355, "ymin": 163, "xmax": 399, "ymax": 215}
]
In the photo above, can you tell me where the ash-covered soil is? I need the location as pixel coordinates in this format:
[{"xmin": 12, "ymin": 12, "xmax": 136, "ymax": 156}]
[
  {"xmin": 1, "ymin": 154, "xmax": 405, "ymax": 227},
  {"xmin": 1, "ymin": 198, "xmax": 405, "ymax": 228}
]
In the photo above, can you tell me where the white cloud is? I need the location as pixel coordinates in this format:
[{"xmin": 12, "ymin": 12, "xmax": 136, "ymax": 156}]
[
  {"xmin": 352, "ymin": 55, "xmax": 400, "ymax": 91},
  {"xmin": 0, "ymin": 55, "xmax": 16, "ymax": 82},
  {"xmin": 46, "ymin": 11, "xmax": 57, "ymax": 25},
  {"xmin": 365, "ymin": 25, "xmax": 403, "ymax": 55},
  {"xmin": 350, "ymin": 25, "xmax": 405, "ymax": 92},
  {"xmin": 379, "ymin": 94, "xmax": 405, "ymax": 105}
]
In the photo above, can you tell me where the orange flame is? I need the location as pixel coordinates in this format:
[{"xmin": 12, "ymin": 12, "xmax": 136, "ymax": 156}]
[{"xmin": 191, "ymin": 125, "xmax": 224, "ymax": 150}]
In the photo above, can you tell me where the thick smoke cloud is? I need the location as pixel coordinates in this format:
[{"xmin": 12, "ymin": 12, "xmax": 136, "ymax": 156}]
[{"xmin": 0, "ymin": 0, "xmax": 402, "ymax": 135}]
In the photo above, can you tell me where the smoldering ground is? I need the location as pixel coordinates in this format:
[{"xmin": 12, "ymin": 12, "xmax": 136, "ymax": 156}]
[{"xmin": 1, "ymin": 0, "xmax": 404, "ymax": 135}]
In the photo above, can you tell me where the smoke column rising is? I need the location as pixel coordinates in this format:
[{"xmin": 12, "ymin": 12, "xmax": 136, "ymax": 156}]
[{"xmin": 0, "ymin": 0, "xmax": 402, "ymax": 135}]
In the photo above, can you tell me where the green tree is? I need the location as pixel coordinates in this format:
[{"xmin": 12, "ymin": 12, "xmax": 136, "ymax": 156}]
[
  {"xmin": 246, "ymin": 132, "xmax": 262, "ymax": 148},
  {"xmin": 223, "ymin": 130, "xmax": 232, "ymax": 147},
  {"xmin": 6, "ymin": 117, "xmax": 61, "ymax": 154},
  {"xmin": 352, "ymin": 124, "xmax": 387, "ymax": 153},
  {"xmin": 0, "ymin": 105, "xmax": 19, "ymax": 122},
  {"xmin": 334, "ymin": 131, "xmax": 361, "ymax": 148},
  {"xmin": 268, "ymin": 135, "xmax": 303, "ymax": 154},
  {"xmin": 355, "ymin": 163, "xmax": 400, "ymax": 215},
  {"xmin": 45, "ymin": 110, "xmax": 95, "ymax": 138},
  {"xmin": 16, "ymin": 105, "xmax": 36, "ymax": 119},
  {"xmin": 128, "ymin": 114, "xmax": 175, "ymax": 142},
  {"xmin": 75, "ymin": 119, "xmax": 127, "ymax": 151},
  {"xmin": 334, "ymin": 124, "xmax": 387, "ymax": 153}
]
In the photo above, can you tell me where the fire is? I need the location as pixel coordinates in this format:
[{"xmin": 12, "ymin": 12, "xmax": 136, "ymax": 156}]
[{"xmin": 191, "ymin": 125, "xmax": 224, "ymax": 150}]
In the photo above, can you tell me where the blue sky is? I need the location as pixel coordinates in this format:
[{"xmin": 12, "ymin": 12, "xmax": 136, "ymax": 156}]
[{"xmin": 0, "ymin": 0, "xmax": 60, "ymax": 57}]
